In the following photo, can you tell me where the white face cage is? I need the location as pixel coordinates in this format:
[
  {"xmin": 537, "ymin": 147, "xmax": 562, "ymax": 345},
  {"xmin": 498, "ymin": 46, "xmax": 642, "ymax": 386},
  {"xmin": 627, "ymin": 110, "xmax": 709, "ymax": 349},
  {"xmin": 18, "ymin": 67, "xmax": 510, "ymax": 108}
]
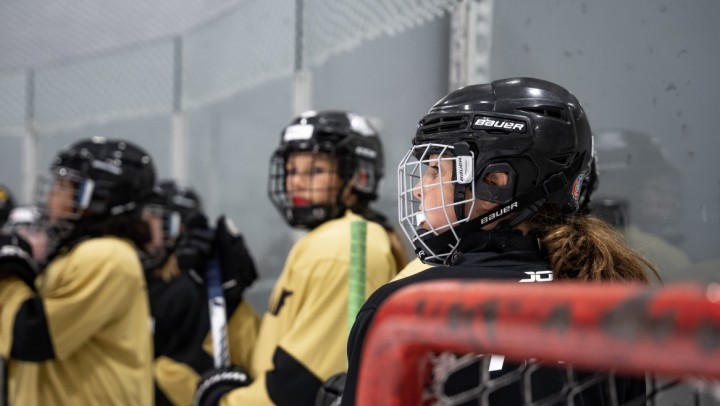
[
  {"xmin": 36, "ymin": 168, "xmax": 94, "ymax": 228},
  {"xmin": 142, "ymin": 205, "xmax": 182, "ymax": 248},
  {"xmin": 32, "ymin": 167, "xmax": 95, "ymax": 252},
  {"xmin": 397, "ymin": 143, "xmax": 476, "ymax": 264}
]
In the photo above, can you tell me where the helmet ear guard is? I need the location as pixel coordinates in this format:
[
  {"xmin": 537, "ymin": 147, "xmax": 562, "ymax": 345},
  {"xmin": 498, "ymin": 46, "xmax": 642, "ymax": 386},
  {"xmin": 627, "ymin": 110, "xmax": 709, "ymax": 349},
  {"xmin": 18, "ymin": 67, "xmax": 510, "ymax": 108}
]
[{"xmin": 474, "ymin": 162, "xmax": 515, "ymax": 204}]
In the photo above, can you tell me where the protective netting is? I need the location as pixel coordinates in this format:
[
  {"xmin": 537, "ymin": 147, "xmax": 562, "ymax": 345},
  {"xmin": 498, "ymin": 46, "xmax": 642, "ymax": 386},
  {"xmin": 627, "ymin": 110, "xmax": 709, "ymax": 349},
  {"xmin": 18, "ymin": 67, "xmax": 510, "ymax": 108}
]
[
  {"xmin": 423, "ymin": 353, "xmax": 720, "ymax": 405},
  {"xmin": 0, "ymin": 70, "xmax": 26, "ymax": 134},
  {"xmin": 182, "ymin": 0, "xmax": 295, "ymax": 110},
  {"xmin": 0, "ymin": 0, "xmax": 458, "ymax": 133},
  {"xmin": 302, "ymin": 0, "xmax": 458, "ymax": 68},
  {"xmin": 33, "ymin": 42, "xmax": 174, "ymax": 133}
]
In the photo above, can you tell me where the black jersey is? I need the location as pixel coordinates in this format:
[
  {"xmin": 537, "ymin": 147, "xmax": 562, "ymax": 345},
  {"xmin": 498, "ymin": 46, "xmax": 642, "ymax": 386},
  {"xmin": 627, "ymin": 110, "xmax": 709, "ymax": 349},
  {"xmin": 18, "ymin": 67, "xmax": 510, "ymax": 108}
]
[
  {"xmin": 341, "ymin": 233, "xmax": 645, "ymax": 405},
  {"xmin": 148, "ymin": 257, "xmax": 259, "ymax": 406}
]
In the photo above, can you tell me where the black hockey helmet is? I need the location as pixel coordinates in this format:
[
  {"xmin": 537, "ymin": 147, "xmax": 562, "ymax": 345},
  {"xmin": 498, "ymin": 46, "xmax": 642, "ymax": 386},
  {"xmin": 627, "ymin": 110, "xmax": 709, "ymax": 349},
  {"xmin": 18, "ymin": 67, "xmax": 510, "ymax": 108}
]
[
  {"xmin": 268, "ymin": 110, "xmax": 384, "ymax": 229},
  {"xmin": 142, "ymin": 179, "xmax": 201, "ymax": 269},
  {"xmin": 156, "ymin": 180, "xmax": 203, "ymax": 224},
  {"xmin": 398, "ymin": 77, "xmax": 593, "ymax": 263},
  {"xmin": 38, "ymin": 136, "xmax": 156, "ymax": 236}
]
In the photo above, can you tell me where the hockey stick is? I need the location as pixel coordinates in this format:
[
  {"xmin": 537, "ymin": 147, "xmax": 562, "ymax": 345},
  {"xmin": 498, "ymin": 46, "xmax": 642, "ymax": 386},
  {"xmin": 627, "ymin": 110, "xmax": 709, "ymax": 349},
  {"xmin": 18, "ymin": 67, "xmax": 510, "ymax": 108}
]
[
  {"xmin": 348, "ymin": 220, "xmax": 367, "ymax": 335},
  {"xmin": 207, "ymin": 259, "xmax": 230, "ymax": 368}
]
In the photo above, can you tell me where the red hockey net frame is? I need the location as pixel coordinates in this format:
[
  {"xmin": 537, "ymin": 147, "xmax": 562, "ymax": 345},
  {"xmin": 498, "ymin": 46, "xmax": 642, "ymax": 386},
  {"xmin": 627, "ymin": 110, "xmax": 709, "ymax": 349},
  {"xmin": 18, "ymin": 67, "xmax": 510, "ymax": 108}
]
[{"xmin": 356, "ymin": 281, "xmax": 720, "ymax": 406}]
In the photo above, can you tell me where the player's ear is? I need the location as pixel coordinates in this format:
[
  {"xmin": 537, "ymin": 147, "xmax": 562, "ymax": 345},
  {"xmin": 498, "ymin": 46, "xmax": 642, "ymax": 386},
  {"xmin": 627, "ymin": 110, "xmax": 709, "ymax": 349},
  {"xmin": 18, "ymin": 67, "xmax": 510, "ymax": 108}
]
[
  {"xmin": 483, "ymin": 172, "xmax": 509, "ymax": 187},
  {"xmin": 352, "ymin": 169, "xmax": 370, "ymax": 189}
]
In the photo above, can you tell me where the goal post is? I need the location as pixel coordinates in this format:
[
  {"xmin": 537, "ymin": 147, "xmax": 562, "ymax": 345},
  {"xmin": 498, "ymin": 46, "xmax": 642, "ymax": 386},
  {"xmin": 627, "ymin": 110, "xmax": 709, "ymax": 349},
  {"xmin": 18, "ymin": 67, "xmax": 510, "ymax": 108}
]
[{"xmin": 356, "ymin": 281, "xmax": 720, "ymax": 405}]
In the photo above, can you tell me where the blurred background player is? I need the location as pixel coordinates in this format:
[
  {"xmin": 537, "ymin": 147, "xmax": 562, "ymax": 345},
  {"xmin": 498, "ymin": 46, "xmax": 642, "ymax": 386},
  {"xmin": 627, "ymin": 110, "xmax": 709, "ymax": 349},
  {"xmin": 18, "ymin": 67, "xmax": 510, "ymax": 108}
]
[
  {"xmin": 2, "ymin": 206, "xmax": 49, "ymax": 267},
  {"xmin": 0, "ymin": 185, "xmax": 15, "ymax": 227},
  {"xmin": 194, "ymin": 110, "xmax": 402, "ymax": 406},
  {"xmin": 341, "ymin": 78, "xmax": 659, "ymax": 405},
  {"xmin": 141, "ymin": 179, "xmax": 259, "ymax": 406},
  {"xmin": 592, "ymin": 129, "xmax": 691, "ymax": 281},
  {"xmin": 0, "ymin": 136, "xmax": 156, "ymax": 405}
]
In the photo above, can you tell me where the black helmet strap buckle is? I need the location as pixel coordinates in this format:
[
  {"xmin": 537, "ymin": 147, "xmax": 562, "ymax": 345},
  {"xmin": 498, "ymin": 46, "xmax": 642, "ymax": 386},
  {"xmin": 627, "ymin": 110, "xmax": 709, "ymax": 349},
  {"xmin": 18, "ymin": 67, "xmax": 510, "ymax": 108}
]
[{"xmin": 451, "ymin": 142, "xmax": 473, "ymax": 221}]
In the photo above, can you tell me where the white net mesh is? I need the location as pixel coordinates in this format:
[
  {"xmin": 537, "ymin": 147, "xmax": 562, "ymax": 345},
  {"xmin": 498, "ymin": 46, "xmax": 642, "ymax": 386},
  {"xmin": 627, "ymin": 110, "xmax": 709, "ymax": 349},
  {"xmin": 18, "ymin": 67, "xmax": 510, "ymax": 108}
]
[
  {"xmin": 302, "ymin": 0, "xmax": 457, "ymax": 68},
  {"xmin": 33, "ymin": 42, "xmax": 175, "ymax": 133},
  {"xmin": 0, "ymin": 70, "xmax": 27, "ymax": 134},
  {"xmin": 0, "ymin": 0, "xmax": 458, "ymax": 133},
  {"xmin": 182, "ymin": 0, "xmax": 295, "ymax": 110}
]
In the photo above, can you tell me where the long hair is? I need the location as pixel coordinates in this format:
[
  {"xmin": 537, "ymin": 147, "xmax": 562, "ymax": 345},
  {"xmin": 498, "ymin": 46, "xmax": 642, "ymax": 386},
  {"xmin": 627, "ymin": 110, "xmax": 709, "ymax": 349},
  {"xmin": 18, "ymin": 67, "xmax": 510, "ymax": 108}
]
[
  {"xmin": 66, "ymin": 212, "xmax": 151, "ymax": 252},
  {"xmin": 528, "ymin": 207, "xmax": 660, "ymax": 283}
]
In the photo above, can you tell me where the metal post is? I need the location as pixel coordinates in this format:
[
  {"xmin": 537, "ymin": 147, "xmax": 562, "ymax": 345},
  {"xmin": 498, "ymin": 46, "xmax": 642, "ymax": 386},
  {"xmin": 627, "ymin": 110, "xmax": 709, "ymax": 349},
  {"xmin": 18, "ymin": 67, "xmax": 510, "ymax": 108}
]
[
  {"xmin": 293, "ymin": 0, "xmax": 312, "ymax": 116},
  {"xmin": 449, "ymin": 0, "xmax": 495, "ymax": 91},
  {"xmin": 171, "ymin": 36, "xmax": 187, "ymax": 183},
  {"xmin": 24, "ymin": 68, "xmax": 38, "ymax": 203}
]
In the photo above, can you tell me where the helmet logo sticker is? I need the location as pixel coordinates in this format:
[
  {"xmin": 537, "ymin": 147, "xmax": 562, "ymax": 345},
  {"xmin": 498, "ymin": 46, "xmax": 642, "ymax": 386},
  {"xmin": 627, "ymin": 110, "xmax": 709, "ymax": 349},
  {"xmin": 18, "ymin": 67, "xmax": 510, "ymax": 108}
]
[
  {"xmin": 456, "ymin": 156, "xmax": 473, "ymax": 184},
  {"xmin": 479, "ymin": 201, "xmax": 519, "ymax": 225},
  {"xmin": 77, "ymin": 179, "xmax": 95, "ymax": 210},
  {"xmin": 473, "ymin": 116, "xmax": 526, "ymax": 132},
  {"xmin": 572, "ymin": 174, "xmax": 584, "ymax": 201},
  {"xmin": 91, "ymin": 159, "xmax": 122, "ymax": 175},
  {"xmin": 347, "ymin": 113, "xmax": 376, "ymax": 136},
  {"xmin": 283, "ymin": 124, "xmax": 314, "ymax": 141},
  {"xmin": 355, "ymin": 146, "xmax": 377, "ymax": 159}
]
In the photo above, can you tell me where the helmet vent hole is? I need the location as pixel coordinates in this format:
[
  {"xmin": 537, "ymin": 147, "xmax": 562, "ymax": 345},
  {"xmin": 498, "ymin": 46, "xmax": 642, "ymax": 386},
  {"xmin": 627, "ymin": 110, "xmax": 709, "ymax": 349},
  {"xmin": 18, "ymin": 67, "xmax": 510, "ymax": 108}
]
[
  {"xmin": 419, "ymin": 115, "xmax": 469, "ymax": 135},
  {"xmin": 550, "ymin": 153, "xmax": 574, "ymax": 166},
  {"xmin": 518, "ymin": 106, "xmax": 568, "ymax": 122}
]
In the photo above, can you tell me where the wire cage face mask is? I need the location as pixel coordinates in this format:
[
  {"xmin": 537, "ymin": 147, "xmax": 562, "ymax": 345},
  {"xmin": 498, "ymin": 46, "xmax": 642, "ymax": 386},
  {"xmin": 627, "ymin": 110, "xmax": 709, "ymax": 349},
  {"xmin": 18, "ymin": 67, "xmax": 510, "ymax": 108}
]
[
  {"xmin": 398, "ymin": 143, "xmax": 476, "ymax": 264},
  {"xmin": 35, "ymin": 167, "xmax": 96, "ymax": 241},
  {"xmin": 141, "ymin": 204, "xmax": 182, "ymax": 265}
]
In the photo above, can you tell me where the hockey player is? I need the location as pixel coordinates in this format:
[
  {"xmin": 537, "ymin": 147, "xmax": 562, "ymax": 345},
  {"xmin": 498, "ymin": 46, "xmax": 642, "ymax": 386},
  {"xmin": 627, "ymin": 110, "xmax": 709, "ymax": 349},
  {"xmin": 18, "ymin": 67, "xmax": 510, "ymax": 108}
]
[
  {"xmin": 340, "ymin": 78, "xmax": 659, "ymax": 405},
  {"xmin": 141, "ymin": 180, "xmax": 259, "ymax": 405},
  {"xmin": 0, "ymin": 137, "xmax": 156, "ymax": 405},
  {"xmin": 194, "ymin": 110, "xmax": 402, "ymax": 405}
]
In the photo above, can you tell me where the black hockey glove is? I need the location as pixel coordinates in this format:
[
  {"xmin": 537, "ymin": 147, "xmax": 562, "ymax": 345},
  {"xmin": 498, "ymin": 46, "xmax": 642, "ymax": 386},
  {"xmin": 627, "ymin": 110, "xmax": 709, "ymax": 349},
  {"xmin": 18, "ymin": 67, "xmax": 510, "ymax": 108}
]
[
  {"xmin": 0, "ymin": 233, "xmax": 40, "ymax": 288},
  {"xmin": 315, "ymin": 372, "xmax": 346, "ymax": 406},
  {"xmin": 214, "ymin": 215, "xmax": 258, "ymax": 311},
  {"xmin": 194, "ymin": 366, "xmax": 252, "ymax": 406},
  {"xmin": 175, "ymin": 212, "xmax": 215, "ymax": 282}
]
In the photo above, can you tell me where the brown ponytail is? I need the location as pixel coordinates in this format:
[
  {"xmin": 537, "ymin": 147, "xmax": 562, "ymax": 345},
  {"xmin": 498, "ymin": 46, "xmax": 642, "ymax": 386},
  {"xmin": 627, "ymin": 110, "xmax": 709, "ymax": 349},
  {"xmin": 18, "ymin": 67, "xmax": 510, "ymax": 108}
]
[{"xmin": 529, "ymin": 208, "xmax": 660, "ymax": 284}]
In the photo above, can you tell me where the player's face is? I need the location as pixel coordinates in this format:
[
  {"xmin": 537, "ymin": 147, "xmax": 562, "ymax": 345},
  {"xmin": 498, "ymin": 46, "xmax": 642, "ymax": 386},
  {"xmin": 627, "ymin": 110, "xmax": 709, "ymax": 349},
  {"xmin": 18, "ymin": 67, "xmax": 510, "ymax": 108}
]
[
  {"xmin": 141, "ymin": 206, "xmax": 165, "ymax": 256},
  {"xmin": 412, "ymin": 154, "xmax": 458, "ymax": 233},
  {"xmin": 47, "ymin": 177, "xmax": 76, "ymax": 224},
  {"xmin": 285, "ymin": 152, "xmax": 343, "ymax": 207}
]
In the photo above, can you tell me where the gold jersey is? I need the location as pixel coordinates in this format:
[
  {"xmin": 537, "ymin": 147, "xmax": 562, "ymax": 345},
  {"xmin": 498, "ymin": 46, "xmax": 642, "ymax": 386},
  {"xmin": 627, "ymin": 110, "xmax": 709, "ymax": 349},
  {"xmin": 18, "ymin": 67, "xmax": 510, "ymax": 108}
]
[
  {"xmin": 0, "ymin": 237, "xmax": 153, "ymax": 405},
  {"xmin": 221, "ymin": 210, "xmax": 397, "ymax": 405}
]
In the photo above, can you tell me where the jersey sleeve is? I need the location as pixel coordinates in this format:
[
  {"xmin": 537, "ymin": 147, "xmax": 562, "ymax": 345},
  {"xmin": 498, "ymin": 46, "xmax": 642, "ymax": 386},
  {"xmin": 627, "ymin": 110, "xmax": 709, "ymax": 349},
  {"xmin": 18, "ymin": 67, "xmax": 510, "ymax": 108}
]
[
  {"xmin": 339, "ymin": 304, "xmax": 377, "ymax": 406},
  {"xmin": 220, "ymin": 259, "xmax": 349, "ymax": 406},
  {"xmin": 154, "ymin": 355, "xmax": 200, "ymax": 406},
  {"xmin": 0, "ymin": 278, "xmax": 34, "ymax": 358},
  {"xmin": 264, "ymin": 259, "xmax": 349, "ymax": 405},
  {"xmin": 40, "ymin": 240, "xmax": 146, "ymax": 360}
]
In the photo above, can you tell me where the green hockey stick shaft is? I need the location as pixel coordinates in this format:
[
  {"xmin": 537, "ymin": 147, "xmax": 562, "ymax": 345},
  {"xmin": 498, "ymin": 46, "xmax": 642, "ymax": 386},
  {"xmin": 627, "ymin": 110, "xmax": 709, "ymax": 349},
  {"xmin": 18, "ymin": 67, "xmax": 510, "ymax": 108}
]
[{"xmin": 348, "ymin": 220, "xmax": 367, "ymax": 335}]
